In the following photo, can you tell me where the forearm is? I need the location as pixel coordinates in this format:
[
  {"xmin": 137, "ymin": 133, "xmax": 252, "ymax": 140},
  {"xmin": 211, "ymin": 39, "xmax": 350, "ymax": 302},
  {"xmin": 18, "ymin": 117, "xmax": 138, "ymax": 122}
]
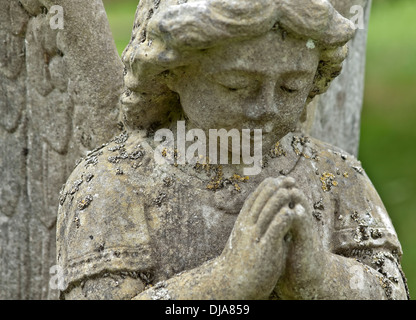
[
  {"xmin": 133, "ymin": 257, "xmax": 249, "ymax": 300},
  {"xmin": 278, "ymin": 251, "xmax": 408, "ymax": 300},
  {"xmin": 64, "ymin": 257, "xmax": 236, "ymax": 300}
]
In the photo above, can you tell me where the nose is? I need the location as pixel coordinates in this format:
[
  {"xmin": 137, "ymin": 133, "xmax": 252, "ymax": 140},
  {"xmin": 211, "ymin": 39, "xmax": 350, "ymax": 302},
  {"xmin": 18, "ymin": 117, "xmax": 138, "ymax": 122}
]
[{"xmin": 244, "ymin": 80, "xmax": 277, "ymax": 121}]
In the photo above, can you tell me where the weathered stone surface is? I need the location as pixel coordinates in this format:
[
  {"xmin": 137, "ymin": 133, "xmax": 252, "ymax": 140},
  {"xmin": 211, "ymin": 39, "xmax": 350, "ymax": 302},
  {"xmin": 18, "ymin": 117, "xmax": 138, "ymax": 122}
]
[
  {"xmin": 59, "ymin": 130, "xmax": 408, "ymax": 300},
  {"xmin": 2, "ymin": 0, "xmax": 407, "ymax": 300},
  {"xmin": 300, "ymin": 0, "xmax": 372, "ymax": 156},
  {"xmin": 0, "ymin": 0, "xmax": 122, "ymax": 299},
  {"xmin": 57, "ymin": 0, "xmax": 408, "ymax": 300}
]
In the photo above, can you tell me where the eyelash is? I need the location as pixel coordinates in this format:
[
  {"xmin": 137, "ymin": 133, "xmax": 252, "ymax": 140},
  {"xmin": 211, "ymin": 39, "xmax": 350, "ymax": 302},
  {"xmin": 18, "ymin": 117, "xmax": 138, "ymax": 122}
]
[
  {"xmin": 213, "ymin": 77, "xmax": 299, "ymax": 94},
  {"xmin": 224, "ymin": 85, "xmax": 299, "ymax": 96},
  {"xmin": 226, "ymin": 86, "xmax": 249, "ymax": 92},
  {"xmin": 280, "ymin": 86, "xmax": 298, "ymax": 94},
  {"xmin": 218, "ymin": 83, "xmax": 251, "ymax": 92}
]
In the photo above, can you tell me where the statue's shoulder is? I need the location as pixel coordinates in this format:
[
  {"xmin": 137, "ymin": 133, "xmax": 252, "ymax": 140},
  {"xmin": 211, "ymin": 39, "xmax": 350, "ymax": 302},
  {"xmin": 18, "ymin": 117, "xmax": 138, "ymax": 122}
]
[
  {"xmin": 297, "ymin": 134, "xmax": 383, "ymax": 202},
  {"xmin": 58, "ymin": 130, "xmax": 154, "ymax": 217},
  {"xmin": 269, "ymin": 132, "xmax": 364, "ymax": 178},
  {"xmin": 283, "ymin": 133, "xmax": 402, "ymax": 255},
  {"xmin": 56, "ymin": 131, "xmax": 156, "ymax": 287}
]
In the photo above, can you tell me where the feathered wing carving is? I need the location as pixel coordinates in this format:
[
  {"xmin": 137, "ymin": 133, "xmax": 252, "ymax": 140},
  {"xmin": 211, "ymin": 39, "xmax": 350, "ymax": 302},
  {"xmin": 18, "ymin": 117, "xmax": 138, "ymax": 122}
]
[{"xmin": 0, "ymin": 0, "xmax": 123, "ymax": 299}]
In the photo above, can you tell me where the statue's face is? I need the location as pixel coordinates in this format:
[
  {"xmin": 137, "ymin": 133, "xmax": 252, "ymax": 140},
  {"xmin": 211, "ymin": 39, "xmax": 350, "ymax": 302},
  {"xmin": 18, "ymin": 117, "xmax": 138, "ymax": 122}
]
[{"xmin": 170, "ymin": 30, "xmax": 320, "ymax": 149}]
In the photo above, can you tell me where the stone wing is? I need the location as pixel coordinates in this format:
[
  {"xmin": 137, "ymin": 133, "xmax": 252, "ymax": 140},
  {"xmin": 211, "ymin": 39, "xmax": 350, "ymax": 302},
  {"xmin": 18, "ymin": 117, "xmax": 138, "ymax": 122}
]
[{"xmin": 0, "ymin": 0, "xmax": 123, "ymax": 299}]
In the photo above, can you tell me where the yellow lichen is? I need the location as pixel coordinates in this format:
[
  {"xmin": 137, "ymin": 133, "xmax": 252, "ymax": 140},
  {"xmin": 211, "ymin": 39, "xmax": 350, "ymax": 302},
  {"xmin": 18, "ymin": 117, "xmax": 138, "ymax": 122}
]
[
  {"xmin": 320, "ymin": 172, "xmax": 337, "ymax": 192},
  {"xmin": 161, "ymin": 148, "xmax": 167, "ymax": 157},
  {"xmin": 230, "ymin": 174, "xmax": 249, "ymax": 192},
  {"xmin": 231, "ymin": 174, "xmax": 249, "ymax": 182},
  {"xmin": 271, "ymin": 142, "xmax": 286, "ymax": 157},
  {"xmin": 206, "ymin": 169, "xmax": 249, "ymax": 192},
  {"xmin": 206, "ymin": 165, "xmax": 224, "ymax": 191}
]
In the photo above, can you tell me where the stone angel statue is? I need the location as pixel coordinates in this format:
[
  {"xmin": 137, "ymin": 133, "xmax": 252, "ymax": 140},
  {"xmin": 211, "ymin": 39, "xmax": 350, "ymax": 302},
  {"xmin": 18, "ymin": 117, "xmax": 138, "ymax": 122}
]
[{"xmin": 1, "ymin": 0, "xmax": 409, "ymax": 300}]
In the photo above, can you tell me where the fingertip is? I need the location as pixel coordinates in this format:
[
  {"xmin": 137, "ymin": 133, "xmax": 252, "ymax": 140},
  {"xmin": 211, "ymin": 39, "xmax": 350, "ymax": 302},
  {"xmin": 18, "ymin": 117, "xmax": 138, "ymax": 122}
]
[
  {"xmin": 265, "ymin": 176, "xmax": 281, "ymax": 184},
  {"xmin": 294, "ymin": 203, "xmax": 306, "ymax": 216},
  {"xmin": 289, "ymin": 188, "xmax": 309, "ymax": 209},
  {"xmin": 280, "ymin": 176, "xmax": 296, "ymax": 188}
]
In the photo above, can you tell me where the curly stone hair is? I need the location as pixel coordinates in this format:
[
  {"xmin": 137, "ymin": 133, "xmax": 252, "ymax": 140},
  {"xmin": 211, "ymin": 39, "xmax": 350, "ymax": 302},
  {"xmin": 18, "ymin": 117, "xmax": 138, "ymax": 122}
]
[{"xmin": 121, "ymin": 0, "xmax": 355, "ymax": 129}]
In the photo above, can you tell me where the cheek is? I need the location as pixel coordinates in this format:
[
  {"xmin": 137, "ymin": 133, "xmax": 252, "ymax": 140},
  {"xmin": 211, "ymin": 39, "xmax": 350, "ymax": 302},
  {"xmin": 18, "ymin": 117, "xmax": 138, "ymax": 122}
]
[
  {"xmin": 277, "ymin": 89, "xmax": 309, "ymax": 117},
  {"xmin": 178, "ymin": 82, "xmax": 247, "ymax": 127},
  {"xmin": 179, "ymin": 93, "xmax": 209, "ymax": 123},
  {"xmin": 176, "ymin": 85, "xmax": 223, "ymax": 129},
  {"xmin": 266, "ymin": 92, "xmax": 309, "ymax": 132}
]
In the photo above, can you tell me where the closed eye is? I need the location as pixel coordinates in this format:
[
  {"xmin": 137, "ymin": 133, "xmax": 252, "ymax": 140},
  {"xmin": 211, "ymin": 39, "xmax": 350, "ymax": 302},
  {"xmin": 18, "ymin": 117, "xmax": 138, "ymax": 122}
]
[
  {"xmin": 207, "ymin": 71, "xmax": 258, "ymax": 92},
  {"xmin": 280, "ymin": 86, "xmax": 299, "ymax": 94},
  {"xmin": 224, "ymin": 85, "xmax": 249, "ymax": 92}
]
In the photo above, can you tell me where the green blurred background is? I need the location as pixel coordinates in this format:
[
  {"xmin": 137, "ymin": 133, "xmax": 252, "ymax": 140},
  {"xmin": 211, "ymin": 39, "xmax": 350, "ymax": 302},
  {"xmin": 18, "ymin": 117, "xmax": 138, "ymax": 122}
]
[{"xmin": 102, "ymin": 0, "xmax": 416, "ymax": 298}]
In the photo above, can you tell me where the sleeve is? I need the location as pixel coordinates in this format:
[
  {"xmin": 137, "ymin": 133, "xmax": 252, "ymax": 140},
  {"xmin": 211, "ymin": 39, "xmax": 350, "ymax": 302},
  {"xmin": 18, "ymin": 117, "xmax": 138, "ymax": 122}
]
[
  {"xmin": 320, "ymin": 144, "xmax": 409, "ymax": 299},
  {"xmin": 56, "ymin": 145, "xmax": 154, "ymax": 287},
  {"xmin": 329, "ymin": 153, "xmax": 410, "ymax": 299},
  {"xmin": 331, "ymin": 166, "xmax": 403, "ymax": 257}
]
